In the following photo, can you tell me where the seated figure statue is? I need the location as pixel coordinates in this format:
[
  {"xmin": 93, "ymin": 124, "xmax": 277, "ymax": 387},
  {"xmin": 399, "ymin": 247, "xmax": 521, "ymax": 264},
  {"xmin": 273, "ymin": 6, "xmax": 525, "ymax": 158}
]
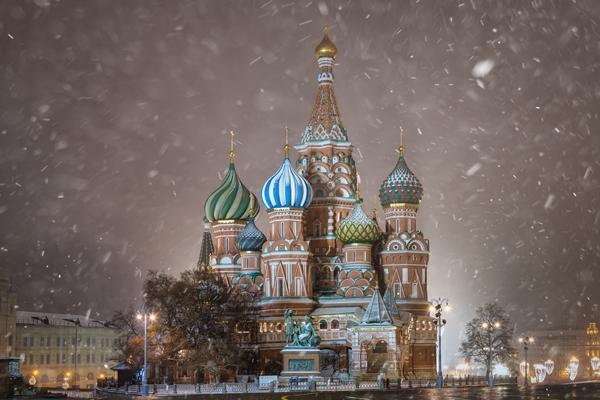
[{"xmin": 298, "ymin": 316, "xmax": 321, "ymax": 347}]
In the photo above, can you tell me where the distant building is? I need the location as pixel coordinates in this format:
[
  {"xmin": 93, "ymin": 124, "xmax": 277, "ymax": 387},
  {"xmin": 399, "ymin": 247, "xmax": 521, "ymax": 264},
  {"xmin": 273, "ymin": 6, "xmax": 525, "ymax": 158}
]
[
  {"xmin": 521, "ymin": 317, "xmax": 600, "ymax": 382},
  {"xmin": 0, "ymin": 279, "xmax": 119, "ymax": 389},
  {"xmin": 197, "ymin": 27, "xmax": 436, "ymax": 380},
  {"xmin": 0, "ymin": 279, "xmax": 17, "ymax": 358}
]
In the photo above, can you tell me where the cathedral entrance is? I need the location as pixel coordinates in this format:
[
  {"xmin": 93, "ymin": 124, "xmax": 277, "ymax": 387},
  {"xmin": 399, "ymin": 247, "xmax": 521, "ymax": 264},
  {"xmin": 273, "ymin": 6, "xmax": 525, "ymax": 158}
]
[{"xmin": 367, "ymin": 340, "xmax": 388, "ymax": 373}]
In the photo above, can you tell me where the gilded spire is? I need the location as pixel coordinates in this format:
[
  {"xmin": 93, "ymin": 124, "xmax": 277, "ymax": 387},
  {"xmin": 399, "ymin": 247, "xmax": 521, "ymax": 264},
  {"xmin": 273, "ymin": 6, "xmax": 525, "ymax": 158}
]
[
  {"xmin": 229, "ymin": 130, "xmax": 235, "ymax": 163},
  {"xmin": 355, "ymin": 171, "xmax": 361, "ymax": 201},
  {"xmin": 249, "ymin": 193, "xmax": 255, "ymax": 217},
  {"xmin": 399, "ymin": 126, "xmax": 404, "ymax": 157},
  {"xmin": 285, "ymin": 126, "xmax": 290, "ymax": 158},
  {"xmin": 373, "ymin": 194, "xmax": 377, "ymax": 220}
]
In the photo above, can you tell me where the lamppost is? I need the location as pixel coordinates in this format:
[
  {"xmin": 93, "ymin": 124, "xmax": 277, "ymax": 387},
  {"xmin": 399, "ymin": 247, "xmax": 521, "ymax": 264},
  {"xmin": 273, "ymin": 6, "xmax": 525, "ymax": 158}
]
[
  {"xmin": 137, "ymin": 310, "xmax": 155, "ymax": 396},
  {"xmin": 591, "ymin": 356, "xmax": 599, "ymax": 379},
  {"xmin": 482, "ymin": 318, "xmax": 503, "ymax": 387},
  {"xmin": 518, "ymin": 336, "xmax": 533, "ymax": 386},
  {"xmin": 63, "ymin": 318, "xmax": 81, "ymax": 389},
  {"xmin": 430, "ymin": 298, "xmax": 449, "ymax": 389}
]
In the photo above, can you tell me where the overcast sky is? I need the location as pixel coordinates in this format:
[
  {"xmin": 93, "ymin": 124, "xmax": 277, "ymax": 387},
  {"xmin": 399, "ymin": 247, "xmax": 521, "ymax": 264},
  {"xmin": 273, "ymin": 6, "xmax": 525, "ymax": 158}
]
[{"xmin": 1, "ymin": 0, "xmax": 599, "ymax": 365}]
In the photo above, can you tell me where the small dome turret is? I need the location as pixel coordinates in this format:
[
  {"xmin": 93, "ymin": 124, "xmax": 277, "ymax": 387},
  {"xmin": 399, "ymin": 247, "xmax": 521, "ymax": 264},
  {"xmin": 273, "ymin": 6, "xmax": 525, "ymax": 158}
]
[
  {"xmin": 336, "ymin": 200, "xmax": 381, "ymax": 244},
  {"xmin": 379, "ymin": 129, "xmax": 423, "ymax": 206},
  {"xmin": 235, "ymin": 195, "xmax": 266, "ymax": 252},
  {"xmin": 315, "ymin": 26, "xmax": 337, "ymax": 59},
  {"xmin": 204, "ymin": 131, "xmax": 260, "ymax": 222},
  {"xmin": 261, "ymin": 128, "xmax": 312, "ymax": 210}
]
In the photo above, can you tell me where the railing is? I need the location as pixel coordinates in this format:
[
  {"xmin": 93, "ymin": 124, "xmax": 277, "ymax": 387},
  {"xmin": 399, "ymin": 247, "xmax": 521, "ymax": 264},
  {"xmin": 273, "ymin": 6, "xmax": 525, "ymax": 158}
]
[{"xmin": 95, "ymin": 376, "xmax": 517, "ymax": 396}]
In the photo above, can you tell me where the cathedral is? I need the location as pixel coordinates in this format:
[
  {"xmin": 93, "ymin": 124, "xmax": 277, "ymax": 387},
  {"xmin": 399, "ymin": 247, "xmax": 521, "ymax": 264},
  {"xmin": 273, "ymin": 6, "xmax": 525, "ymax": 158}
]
[{"xmin": 199, "ymin": 27, "xmax": 436, "ymax": 380}]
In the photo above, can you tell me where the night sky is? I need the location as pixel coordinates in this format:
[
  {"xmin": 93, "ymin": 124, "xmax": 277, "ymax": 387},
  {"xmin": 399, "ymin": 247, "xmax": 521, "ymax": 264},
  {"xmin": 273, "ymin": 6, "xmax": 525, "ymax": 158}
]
[{"xmin": 1, "ymin": 0, "xmax": 599, "ymax": 365}]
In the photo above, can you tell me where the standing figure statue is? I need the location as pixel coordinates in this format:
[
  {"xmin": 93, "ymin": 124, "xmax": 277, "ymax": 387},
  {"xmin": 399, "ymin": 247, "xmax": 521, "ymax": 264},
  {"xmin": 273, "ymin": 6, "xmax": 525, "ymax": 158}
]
[{"xmin": 284, "ymin": 309, "xmax": 300, "ymax": 346}]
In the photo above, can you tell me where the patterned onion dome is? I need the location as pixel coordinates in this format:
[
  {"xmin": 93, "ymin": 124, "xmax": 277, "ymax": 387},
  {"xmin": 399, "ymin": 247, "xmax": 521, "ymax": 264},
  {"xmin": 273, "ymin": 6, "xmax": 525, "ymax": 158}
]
[
  {"xmin": 235, "ymin": 216, "xmax": 266, "ymax": 252},
  {"xmin": 262, "ymin": 156, "xmax": 312, "ymax": 210},
  {"xmin": 379, "ymin": 154, "xmax": 423, "ymax": 206},
  {"xmin": 204, "ymin": 162, "xmax": 260, "ymax": 222},
  {"xmin": 336, "ymin": 200, "xmax": 382, "ymax": 244}
]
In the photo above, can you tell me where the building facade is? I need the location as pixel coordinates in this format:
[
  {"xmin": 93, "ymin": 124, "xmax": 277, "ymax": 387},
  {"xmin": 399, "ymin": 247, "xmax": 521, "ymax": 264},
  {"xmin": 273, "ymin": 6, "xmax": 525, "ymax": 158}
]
[
  {"xmin": 522, "ymin": 318, "xmax": 600, "ymax": 382},
  {"xmin": 200, "ymin": 27, "xmax": 436, "ymax": 380},
  {"xmin": 13, "ymin": 312, "xmax": 117, "ymax": 389}
]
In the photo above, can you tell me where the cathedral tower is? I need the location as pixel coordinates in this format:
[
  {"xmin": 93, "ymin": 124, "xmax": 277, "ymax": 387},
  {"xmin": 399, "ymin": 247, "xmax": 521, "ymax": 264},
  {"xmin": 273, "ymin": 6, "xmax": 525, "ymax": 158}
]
[
  {"xmin": 378, "ymin": 129, "xmax": 430, "ymax": 315},
  {"xmin": 203, "ymin": 131, "xmax": 259, "ymax": 285},
  {"xmin": 294, "ymin": 27, "xmax": 357, "ymax": 296},
  {"xmin": 260, "ymin": 129, "xmax": 314, "ymax": 317}
]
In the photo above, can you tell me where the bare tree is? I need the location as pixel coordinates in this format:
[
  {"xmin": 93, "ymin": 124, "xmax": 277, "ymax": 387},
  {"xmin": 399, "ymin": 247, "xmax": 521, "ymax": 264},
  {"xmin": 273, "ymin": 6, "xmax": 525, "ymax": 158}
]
[
  {"xmin": 459, "ymin": 302, "xmax": 515, "ymax": 380},
  {"xmin": 320, "ymin": 342, "xmax": 347, "ymax": 378},
  {"xmin": 143, "ymin": 268, "xmax": 255, "ymax": 383}
]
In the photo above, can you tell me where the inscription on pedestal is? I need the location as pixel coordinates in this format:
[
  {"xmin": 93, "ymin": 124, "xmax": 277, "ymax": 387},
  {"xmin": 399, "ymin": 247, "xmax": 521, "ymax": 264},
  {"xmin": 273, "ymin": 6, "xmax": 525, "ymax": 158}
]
[{"xmin": 289, "ymin": 359, "xmax": 314, "ymax": 371}]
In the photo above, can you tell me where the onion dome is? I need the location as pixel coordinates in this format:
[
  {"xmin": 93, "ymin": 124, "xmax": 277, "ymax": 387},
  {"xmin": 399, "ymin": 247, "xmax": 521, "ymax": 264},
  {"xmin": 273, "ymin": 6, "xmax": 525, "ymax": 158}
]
[
  {"xmin": 204, "ymin": 131, "xmax": 260, "ymax": 222},
  {"xmin": 315, "ymin": 26, "xmax": 337, "ymax": 59},
  {"xmin": 379, "ymin": 130, "xmax": 423, "ymax": 206},
  {"xmin": 235, "ymin": 196, "xmax": 266, "ymax": 252},
  {"xmin": 261, "ymin": 128, "xmax": 312, "ymax": 210},
  {"xmin": 336, "ymin": 199, "xmax": 382, "ymax": 244}
]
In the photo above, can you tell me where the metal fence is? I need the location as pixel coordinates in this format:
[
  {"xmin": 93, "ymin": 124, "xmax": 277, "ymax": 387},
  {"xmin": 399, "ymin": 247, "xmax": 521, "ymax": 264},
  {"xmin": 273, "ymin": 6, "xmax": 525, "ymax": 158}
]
[{"xmin": 94, "ymin": 376, "xmax": 516, "ymax": 396}]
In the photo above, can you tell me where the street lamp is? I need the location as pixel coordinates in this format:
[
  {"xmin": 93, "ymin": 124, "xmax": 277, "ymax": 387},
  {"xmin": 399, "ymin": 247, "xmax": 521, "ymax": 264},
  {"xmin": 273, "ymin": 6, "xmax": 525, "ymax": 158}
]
[
  {"xmin": 591, "ymin": 356, "xmax": 599, "ymax": 379},
  {"xmin": 429, "ymin": 297, "xmax": 449, "ymax": 389},
  {"xmin": 482, "ymin": 319, "xmax": 502, "ymax": 387},
  {"xmin": 63, "ymin": 318, "xmax": 81, "ymax": 389},
  {"xmin": 137, "ymin": 310, "xmax": 155, "ymax": 396},
  {"xmin": 518, "ymin": 336, "xmax": 533, "ymax": 386}
]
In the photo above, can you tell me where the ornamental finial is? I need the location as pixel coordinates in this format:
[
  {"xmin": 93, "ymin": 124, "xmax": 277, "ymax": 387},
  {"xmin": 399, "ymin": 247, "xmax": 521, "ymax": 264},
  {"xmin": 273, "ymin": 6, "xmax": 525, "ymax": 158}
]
[
  {"xmin": 249, "ymin": 193, "xmax": 255, "ymax": 218},
  {"xmin": 356, "ymin": 171, "xmax": 361, "ymax": 201},
  {"xmin": 284, "ymin": 126, "xmax": 290, "ymax": 158},
  {"xmin": 229, "ymin": 130, "xmax": 235, "ymax": 163},
  {"xmin": 373, "ymin": 194, "xmax": 377, "ymax": 220},
  {"xmin": 399, "ymin": 126, "xmax": 404, "ymax": 157}
]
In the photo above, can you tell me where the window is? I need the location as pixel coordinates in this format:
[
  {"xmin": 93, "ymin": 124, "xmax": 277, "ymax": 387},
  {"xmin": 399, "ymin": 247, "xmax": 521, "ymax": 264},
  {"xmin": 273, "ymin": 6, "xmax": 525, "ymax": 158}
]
[
  {"xmin": 353, "ymin": 289, "xmax": 357, "ymax": 297},
  {"xmin": 92, "ymin": 338, "xmax": 96, "ymax": 346},
  {"xmin": 56, "ymin": 354, "xmax": 60, "ymax": 364},
  {"xmin": 71, "ymin": 355, "xmax": 75, "ymax": 363},
  {"xmin": 46, "ymin": 337, "xmax": 50, "ymax": 346},
  {"xmin": 62, "ymin": 354, "xmax": 66, "ymax": 364},
  {"xmin": 23, "ymin": 337, "xmax": 27, "ymax": 347},
  {"xmin": 226, "ymin": 237, "xmax": 229, "ymax": 252},
  {"xmin": 77, "ymin": 354, "xmax": 81, "ymax": 363},
  {"xmin": 92, "ymin": 354, "xmax": 95, "ymax": 363},
  {"xmin": 319, "ymin": 320, "xmax": 328, "ymax": 330},
  {"xmin": 72, "ymin": 337, "xmax": 76, "ymax": 346},
  {"xmin": 46, "ymin": 355, "xmax": 50, "ymax": 364},
  {"xmin": 40, "ymin": 337, "xmax": 45, "ymax": 347},
  {"xmin": 30, "ymin": 337, "xmax": 34, "ymax": 347},
  {"xmin": 23, "ymin": 355, "xmax": 27, "ymax": 365},
  {"xmin": 331, "ymin": 320, "xmax": 339, "ymax": 330},
  {"xmin": 29, "ymin": 354, "xmax": 33, "ymax": 365},
  {"xmin": 86, "ymin": 354, "xmax": 90, "ymax": 363},
  {"xmin": 278, "ymin": 279, "xmax": 284, "ymax": 297},
  {"xmin": 86, "ymin": 338, "xmax": 90, "ymax": 347},
  {"xmin": 40, "ymin": 355, "xmax": 44, "ymax": 365}
]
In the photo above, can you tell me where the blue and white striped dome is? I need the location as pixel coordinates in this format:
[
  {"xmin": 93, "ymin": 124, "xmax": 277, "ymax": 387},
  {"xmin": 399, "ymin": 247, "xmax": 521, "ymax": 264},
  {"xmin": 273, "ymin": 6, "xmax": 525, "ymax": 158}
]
[{"xmin": 262, "ymin": 157, "xmax": 312, "ymax": 210}]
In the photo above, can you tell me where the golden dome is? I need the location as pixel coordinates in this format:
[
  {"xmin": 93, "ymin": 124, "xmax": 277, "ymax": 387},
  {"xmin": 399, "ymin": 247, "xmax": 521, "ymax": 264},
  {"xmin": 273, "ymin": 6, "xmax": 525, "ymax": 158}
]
[{"xmin": 315, "ymin": 26, "xmax": 337, "ymax": 59}]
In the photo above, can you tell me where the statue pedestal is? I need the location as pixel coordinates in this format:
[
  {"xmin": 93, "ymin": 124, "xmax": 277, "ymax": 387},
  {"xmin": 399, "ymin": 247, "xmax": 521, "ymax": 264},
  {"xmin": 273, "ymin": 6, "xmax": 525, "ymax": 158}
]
[{"xmin": 280, "ymin": 347, "xmax": 322, "ymax": 381}]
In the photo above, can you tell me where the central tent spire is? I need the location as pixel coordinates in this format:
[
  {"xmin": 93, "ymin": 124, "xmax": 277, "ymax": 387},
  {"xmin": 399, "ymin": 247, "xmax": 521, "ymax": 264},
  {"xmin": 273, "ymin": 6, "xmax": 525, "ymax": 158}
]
[{"xmin": 300, "ymin": 25, "xmax": 347, "ymax": 143}]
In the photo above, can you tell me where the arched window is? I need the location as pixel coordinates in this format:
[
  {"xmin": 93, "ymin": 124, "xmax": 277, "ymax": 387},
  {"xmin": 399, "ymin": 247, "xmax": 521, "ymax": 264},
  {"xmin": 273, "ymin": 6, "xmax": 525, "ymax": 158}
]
[
  {"xmin": 331, "ymin": 320, "xmax": 339, "ymax": 330},
  {"xmin": 87, "ymin": 373, "xmax": 94, "ymax": 381},
  {"xmin": 314, "ymin": 223, "xmax": 321, "ymax": 237},
  {"xmin": 41, "ymin": 375, "xmax": 49, "ymax": 383},
  {"xmin": 56, "ymin": 374, "xmax": 63, "ymax": 383},
  {"xmin": 319, "ymin": 320, "xmax": 328, "ymax": 330}
]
